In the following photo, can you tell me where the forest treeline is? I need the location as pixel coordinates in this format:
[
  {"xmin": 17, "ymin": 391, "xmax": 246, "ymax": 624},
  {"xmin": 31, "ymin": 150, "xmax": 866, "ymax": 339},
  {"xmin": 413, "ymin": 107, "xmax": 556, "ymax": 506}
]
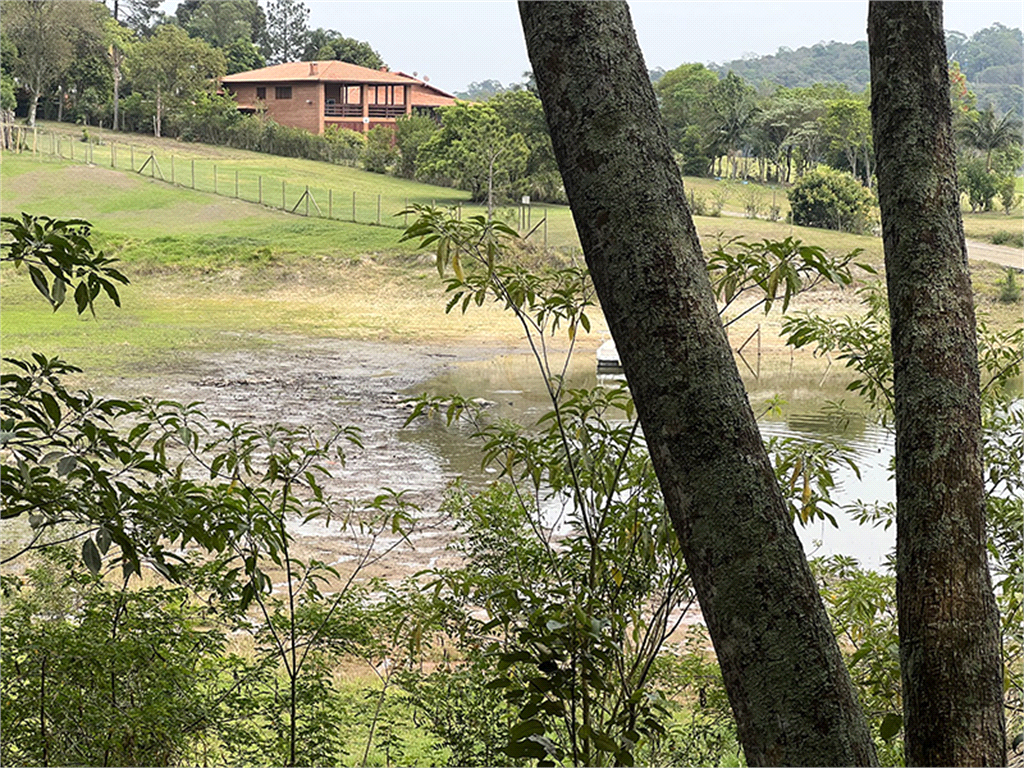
[{"xmin": 698, "ymin": 23, "xmax": 1023, "ymax": 118}]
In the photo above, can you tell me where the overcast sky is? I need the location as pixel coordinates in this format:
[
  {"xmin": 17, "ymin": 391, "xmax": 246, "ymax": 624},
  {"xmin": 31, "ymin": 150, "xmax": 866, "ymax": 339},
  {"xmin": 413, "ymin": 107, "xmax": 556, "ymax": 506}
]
[{"xmin": 300, "ymin": 1, "xmax": 1022, "ymax": 94}]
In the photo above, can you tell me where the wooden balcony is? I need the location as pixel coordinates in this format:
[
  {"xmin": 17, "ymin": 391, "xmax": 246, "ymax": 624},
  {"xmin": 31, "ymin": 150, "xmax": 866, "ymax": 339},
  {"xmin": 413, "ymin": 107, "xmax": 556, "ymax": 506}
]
[{"xmin": 324, "ymin": 104, "xmax": 363, "ymax": 117}]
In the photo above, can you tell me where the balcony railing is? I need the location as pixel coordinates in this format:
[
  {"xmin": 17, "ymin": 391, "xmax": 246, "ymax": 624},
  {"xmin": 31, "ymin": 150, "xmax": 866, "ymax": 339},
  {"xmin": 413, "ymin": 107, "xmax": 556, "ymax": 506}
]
[
  {"xmin": 368, "ymin": 105, "xmax": 407, "ymax": 118},
  {"xmin": 324, "ymin": 104, "xmax": 408, "ymax": 119},
  {"xmin": 324, "ymin": 104, "xmax": 363, "ymax": 117}
]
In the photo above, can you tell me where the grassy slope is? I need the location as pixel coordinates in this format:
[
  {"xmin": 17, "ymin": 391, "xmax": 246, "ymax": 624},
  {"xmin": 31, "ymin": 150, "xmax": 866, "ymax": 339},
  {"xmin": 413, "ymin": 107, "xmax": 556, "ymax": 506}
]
[{"xmin": 1, "ymin": 128, "xmax": 1018, "ymax": 377}]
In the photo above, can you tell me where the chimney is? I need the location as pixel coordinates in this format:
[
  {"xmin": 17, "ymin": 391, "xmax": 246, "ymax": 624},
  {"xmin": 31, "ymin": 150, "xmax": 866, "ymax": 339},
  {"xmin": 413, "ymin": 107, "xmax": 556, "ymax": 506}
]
[
  {"xmin": 309, "ymin": 62, "xmax": 318, "ymax": 76},
  {"xmin": 380, "ymin": 65, "xmax": 388, "ymax": 72}
]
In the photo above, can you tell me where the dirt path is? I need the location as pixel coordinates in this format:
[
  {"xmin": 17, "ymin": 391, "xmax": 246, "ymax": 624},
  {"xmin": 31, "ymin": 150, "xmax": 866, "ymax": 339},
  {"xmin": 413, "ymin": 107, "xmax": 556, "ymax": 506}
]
[{"xmin": 966, "ymin": 239, "xmax": 1023, "ymax": 270}]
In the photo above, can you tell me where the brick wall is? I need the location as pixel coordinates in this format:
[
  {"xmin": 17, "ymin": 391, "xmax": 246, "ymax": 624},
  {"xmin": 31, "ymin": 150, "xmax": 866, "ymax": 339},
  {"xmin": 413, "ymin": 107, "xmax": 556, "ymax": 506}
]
[{"xmin": 226, "ymin": 81, "xmax": 323, "ymax": 134}]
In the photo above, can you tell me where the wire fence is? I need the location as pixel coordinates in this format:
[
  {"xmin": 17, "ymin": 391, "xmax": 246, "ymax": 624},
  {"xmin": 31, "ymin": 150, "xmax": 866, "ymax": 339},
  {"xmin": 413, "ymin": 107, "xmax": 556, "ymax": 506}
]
[{"xmin": 1, "ymin": 125, "xmax": 552, "ymax": 244}]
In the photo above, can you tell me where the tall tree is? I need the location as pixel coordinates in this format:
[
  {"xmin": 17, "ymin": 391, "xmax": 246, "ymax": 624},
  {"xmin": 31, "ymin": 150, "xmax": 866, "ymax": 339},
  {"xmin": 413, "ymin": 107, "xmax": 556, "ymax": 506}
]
[
  {"xmin": 185, "ymin": 0, "xmax": 264, "ymax": 50},
  {"xmin": 263, "ymin": 0, "xmax": 309, "ymax": 64},
  {"xmin": 303, "ymin": 29, "xmax": 384, "ymax": 70},
  {"xmin": 105, "ymin": 18, "xmax": 133, "ymax": 131},
  {"xmin": 518, "ymin": 3, "xmax": 877, "ymax": 765},
  {"xmin": 821, "ymin": 98, "xmax": 873, "ymax": 186},
  {"xmin": 707, "ymin": 71, "xmax": 759, "ymax": 178},
  {"xmin": 127, "ymin": 25, "xmax": 225, "ymax": 137},
  {"xmin": 867, "ymin": 3, "xmax": 1006, "ymax": 765},
  {"xmin": 956, "ymin": 105, "xmax": 1023, "ymax": 172},
  {"xmin": 111, "ymin": 0, "xmax": 163, "ymax": 36},
  {"xmin": 2, "ymin": 0, "xmax": 100, "ymax": 125},
  {"xmin": 416, "ymin": 102, "xmax": 529, "ymax": 217}
]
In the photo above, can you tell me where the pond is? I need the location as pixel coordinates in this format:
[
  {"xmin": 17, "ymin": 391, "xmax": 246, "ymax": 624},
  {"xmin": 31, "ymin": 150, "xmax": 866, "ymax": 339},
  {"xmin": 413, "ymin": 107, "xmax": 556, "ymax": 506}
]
[{"xmin": 404, "ymin": 349, "xmax": 897, "ymax": 571}]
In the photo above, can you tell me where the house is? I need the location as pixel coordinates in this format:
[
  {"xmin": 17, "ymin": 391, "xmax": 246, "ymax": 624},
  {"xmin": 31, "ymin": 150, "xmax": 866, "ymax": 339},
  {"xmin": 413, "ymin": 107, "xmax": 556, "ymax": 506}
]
[{"xmin": 221, "ymin": 61, "xmax": 456, "ymax": 135}]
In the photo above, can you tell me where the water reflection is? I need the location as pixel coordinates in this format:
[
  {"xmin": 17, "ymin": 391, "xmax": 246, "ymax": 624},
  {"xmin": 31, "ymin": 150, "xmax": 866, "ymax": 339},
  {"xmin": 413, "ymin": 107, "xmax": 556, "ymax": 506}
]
[{"xmin": 403, "ymin": 351, "xmax": 896, "ymax": 571}]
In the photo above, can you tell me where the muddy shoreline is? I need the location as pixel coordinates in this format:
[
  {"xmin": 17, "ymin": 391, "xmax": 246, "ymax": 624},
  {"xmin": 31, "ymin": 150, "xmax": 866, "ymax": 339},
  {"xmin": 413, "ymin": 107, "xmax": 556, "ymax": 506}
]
[{"xmin": 109, "ymin": 336, "xmax": 534, "ymax": 577}]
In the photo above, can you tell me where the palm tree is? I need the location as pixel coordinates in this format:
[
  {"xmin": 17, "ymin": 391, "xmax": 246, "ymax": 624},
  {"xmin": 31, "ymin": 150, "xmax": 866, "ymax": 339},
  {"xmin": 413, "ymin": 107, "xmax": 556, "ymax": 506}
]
[{"xmin": 956, "ymin": 106, "xmax": 1023, "ymax": 172}]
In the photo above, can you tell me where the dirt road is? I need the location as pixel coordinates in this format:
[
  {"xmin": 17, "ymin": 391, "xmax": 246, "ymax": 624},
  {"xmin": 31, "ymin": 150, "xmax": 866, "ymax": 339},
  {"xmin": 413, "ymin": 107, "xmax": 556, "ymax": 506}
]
[{"xmin": 966, "ymin": 239, "xmax": 1023, "ymax": 270}]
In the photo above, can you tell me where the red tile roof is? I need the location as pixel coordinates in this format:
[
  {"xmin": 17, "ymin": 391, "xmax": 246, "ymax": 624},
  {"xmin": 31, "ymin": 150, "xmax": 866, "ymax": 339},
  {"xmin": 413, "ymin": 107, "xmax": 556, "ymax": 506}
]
[{"xmin": 223, "ymin": 61, "xmax": 454, "ymax": 98}]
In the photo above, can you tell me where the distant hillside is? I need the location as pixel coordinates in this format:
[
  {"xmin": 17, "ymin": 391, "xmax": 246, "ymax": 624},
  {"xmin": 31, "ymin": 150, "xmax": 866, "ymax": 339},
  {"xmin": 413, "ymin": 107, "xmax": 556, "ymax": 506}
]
[
  {"xmin": 710, "ymin": 23, "xmax": 1022, "ymax": 116},
  {"xmin": 711, "ymin": 40, "xmax": 871, "ymax": 92}
]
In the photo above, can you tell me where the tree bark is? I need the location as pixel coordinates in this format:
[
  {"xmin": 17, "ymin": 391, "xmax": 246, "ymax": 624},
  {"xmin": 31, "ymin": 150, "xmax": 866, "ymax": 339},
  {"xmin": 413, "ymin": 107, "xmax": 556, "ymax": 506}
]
[
  {"xmin": 519, "ymin": 3, "xmax": 877, "ymax": 765},
  {"xmin": 867, "ymin": 4, "xmax": 1006, "ymax": 765}
]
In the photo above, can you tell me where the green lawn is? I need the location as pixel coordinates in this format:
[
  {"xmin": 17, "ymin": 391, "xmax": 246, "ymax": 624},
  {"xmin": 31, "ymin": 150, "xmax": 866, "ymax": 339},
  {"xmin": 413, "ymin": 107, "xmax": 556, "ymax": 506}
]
[{"xmin": 4, "ymin": 125, "xmax": 1018, "ymax": 378}]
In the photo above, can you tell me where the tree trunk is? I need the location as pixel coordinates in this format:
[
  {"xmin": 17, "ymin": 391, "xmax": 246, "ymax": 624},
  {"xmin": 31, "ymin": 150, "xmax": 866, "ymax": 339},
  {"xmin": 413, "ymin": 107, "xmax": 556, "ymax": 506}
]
[
  {"xmin": 112, "ymin": 63, "xmax": 120, "ymax": 133},
  {"xmin": 28, "ymin": 87, "xmax": 40, "ymax": 127},
  {"xmin": 867, "ymin": 4, "xmax": 1006, "ymax": 765},
  {"xmin": 154, "ymin": 88, "xmax": 162, "ymax": 138},
  {"xmin": 519, "ymin": 3, "xmax": 877, "ymax": 765}
]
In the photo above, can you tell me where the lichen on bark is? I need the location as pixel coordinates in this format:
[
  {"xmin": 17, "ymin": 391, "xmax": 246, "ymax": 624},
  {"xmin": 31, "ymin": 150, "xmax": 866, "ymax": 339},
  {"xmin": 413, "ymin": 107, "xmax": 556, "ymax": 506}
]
[
  {"xmin": 868, "ymin": 3, "xmax": 1006, "ymax": 765},
  {"xmin": 520, "ymin": 2, "xmax": 878, "ymax": 765}
]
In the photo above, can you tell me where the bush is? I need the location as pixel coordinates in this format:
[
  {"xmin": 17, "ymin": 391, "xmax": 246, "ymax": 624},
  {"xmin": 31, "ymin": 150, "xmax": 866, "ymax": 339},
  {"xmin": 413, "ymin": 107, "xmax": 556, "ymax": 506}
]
[
  {"xmin": 959, "ymin": 157, "xmax": 999, "ymax": 212},
  {"xmin": 997, "ymin": 268, "xmax": 1022, "ymax": 303},
  {"xmin": 992, "ymin": 230, "xmax": 1024, "ymax": 248},
  {"xmin": 998, "ymin": 176, "xmax": 1020, "ymax": 215},
  {"xmin": 787, "ymin": 166, "xmax": 874, "ymax": 233},
  {"xmin": 363, "ymin": 124, "xmax": 398, "ymax": 173}
]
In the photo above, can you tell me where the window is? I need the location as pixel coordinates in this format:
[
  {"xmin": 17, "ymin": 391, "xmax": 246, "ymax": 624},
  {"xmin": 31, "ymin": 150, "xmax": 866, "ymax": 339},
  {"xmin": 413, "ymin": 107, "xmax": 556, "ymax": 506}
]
[
  {"xmin": 275, "ymin": 86, "xmax": 292, "ymax": 100},
  {"xmin": 256, "ymin": 87, "xmax": 266, "ymax": 100}
]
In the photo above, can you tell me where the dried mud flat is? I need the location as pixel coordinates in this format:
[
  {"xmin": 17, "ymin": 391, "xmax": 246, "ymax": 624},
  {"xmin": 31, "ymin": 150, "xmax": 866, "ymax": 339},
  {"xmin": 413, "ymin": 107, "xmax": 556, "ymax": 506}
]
[{"xmin": 112, "ymin": 336, "xmax": 526, "ymax": 580}]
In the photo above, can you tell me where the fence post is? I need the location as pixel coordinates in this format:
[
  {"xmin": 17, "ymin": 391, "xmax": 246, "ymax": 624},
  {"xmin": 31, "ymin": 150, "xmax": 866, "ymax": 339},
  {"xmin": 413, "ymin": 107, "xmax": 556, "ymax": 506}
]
[
  {"xmin": 213, "ymin": 165, "xmax": 217, "ymax": 194},
  {"xmin": 377, "ymin": 194, "xmax": 381, "ymax": 225},
  {"xmin": 111, "ymin": 142, "xmax": 116, "ymax": 168},
  {"xmin": 235, "ymin": 170, "xmax": 239, "ymax": 198},
  {"xmin": 191, "ymin": 159, "xmax": 195, "ymax": 189},
  {"xmin": 329, "ymin": 189, "xmax": 333, "ymax": 219},
  {"xmin": 259, "ymin": 175, "xmax": 263, "ymax": 205},
  {"xmin": 305, "ymin": 185, "xmax": 310, "ymax": 216},
  {"xmin": 150, "ymin": 153, "xmax": 154, "ymax": 177}
]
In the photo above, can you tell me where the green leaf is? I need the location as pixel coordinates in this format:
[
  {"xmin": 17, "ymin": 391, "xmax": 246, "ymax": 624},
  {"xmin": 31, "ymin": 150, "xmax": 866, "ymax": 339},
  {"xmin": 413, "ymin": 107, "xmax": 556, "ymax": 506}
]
[
  {"xmin": 39, "ymin": 392, "xmax": 61, "ymax": 427},
  {"xmin": 82, "ymin": 538, "xmax": 102, "ymax": 574},
  {"xmin": 509, "ymin": 719, "xmax": 545, "ymax": 741},
  {"xmin": 591, "ymin": 731, "xmax": 619, "ymax": 753},
  {"xmin": 879, "ymin": 713, "xmax": 903, "ymax": 741}
]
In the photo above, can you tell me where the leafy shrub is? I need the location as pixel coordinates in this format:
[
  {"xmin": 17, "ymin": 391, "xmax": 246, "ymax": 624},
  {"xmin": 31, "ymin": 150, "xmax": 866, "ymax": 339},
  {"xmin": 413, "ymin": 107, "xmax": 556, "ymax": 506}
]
[
  {"xmin": 991, "ymin": 230, "xmax": 1024, "ymax": 248},
  {"xmin": 363, "ymin": 124, "xmax": 399, "ymax": 173},
  {"xmin": 996, "ymin": 268, "xmax": 1022, "ymax": 303},
  {"xmin": 959, "ymin": 157, "xmax": 1000, "ymax": 212},
  {"xmin": 0, "ymin": 551, "xmax": 233, "ymax": 767},
  {"xmin": 787, "ymin": 166, "xmax": 873, "ymax": 233},
  {"xmin": 687, "ymin": 189, "xmax": 708, "ymax": 216},
  {"xmin": 998, "ymin": 176, "xmax": 1020, "ymax": 215}
]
